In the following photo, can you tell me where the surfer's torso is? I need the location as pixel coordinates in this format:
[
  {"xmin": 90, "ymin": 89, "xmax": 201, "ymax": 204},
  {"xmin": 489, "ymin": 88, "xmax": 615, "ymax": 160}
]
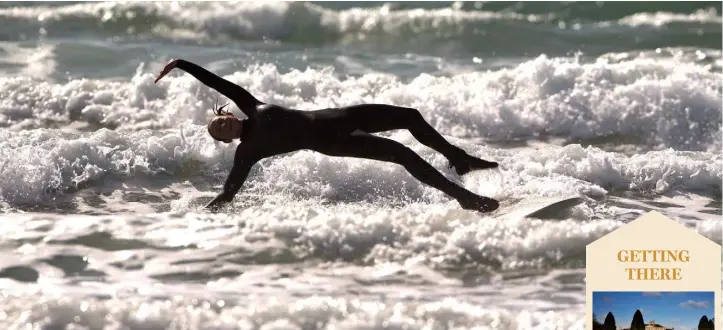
[{"xmin": 241, "ymin": 104, "xmax": 363, "ymax": 156}]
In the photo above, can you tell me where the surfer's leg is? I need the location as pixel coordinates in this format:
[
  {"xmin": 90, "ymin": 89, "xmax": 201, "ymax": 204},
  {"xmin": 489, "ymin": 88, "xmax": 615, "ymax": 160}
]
[
  {"xmin": 339, "ymin": 104, "xmax": 498, "ymax": 175},
  {"xmin": 316, "ymin": 132, "xmax": 499, "ymax": 213}
]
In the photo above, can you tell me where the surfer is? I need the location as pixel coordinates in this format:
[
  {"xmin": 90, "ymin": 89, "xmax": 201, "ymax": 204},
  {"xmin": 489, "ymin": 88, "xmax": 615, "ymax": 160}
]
[{"xmin": 154, "ymin": 59, "xmax": 500, "ymax": 213}]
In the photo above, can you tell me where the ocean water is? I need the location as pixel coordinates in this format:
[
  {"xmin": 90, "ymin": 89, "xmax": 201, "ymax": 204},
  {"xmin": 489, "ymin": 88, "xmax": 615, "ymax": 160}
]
[{"xmin": 0, "ymin": 1, "xmax": 720, "ymax": 329}]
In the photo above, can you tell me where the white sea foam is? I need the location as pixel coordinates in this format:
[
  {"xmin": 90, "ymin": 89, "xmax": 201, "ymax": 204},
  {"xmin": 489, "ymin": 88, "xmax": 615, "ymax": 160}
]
[
  {"xmin": 617, "ymin": 8, "xmax": 722, "ymax": 27},
  {"xmin": 0, "ymin": 2, "xmax": 718, "ymax": 44},
  {"xmin": 0, "ymin": 54, "xmax": 720, "ymax": 207},
  {"xmin": 0, "ymin": 2, "xmax": 549, "ymax": 41},
  {"xmin": 0, "ymin": 209, "xmax": 619, "ymax": 272},
  {"xmin": 0, "ymin": 293, "xmax": 586, "ymax": 330},
  {"xmin": 0, "ymin": 207, "xmax": 716, "ymax": 329},
  {"xmin": 1, "ymin": 54, "xmax": 720, "ymax": 151},
  {"xmin": 0, "ymin": 3, "xmax": 719, "ymax": 328},
  {"xmin": 0, "ymin": 123, "xmax": 719, "ymax": 207},
  {"xmin": 0, "ymin": 42, "xmax": 57, "ymax": 79}
]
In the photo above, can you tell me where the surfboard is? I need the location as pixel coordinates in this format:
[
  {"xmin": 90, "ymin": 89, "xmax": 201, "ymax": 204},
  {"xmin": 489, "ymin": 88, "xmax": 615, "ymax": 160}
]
[{"xmin": 494, "ymin": 196, "xmax": 585, "ymax": 219}]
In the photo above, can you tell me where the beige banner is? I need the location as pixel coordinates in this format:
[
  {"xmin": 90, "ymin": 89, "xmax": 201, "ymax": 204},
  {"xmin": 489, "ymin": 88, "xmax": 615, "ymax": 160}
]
[{"xmin": 586, "ymin": 211, "xmax": 721, "ymax": 330}]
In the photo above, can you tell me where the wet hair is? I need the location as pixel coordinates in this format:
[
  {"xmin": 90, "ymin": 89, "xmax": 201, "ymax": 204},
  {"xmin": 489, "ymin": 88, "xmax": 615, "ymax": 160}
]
[{"xmin": 207, "ymin": 100, "xmax": 234, "ymax": 143}]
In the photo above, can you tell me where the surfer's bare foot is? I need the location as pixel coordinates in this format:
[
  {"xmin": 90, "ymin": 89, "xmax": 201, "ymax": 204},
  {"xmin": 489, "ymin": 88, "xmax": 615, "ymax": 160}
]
[
  {"xmin": 458, "ymin": 196, "xmax": 499, "ymax": 213},
  {"xmin": 449, "ymin": 155, "xmax": 498, "ymax": 176}
]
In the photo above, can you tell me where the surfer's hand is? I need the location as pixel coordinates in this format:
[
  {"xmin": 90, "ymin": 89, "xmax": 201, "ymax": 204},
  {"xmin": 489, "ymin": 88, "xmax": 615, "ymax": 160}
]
[{"xmin": 154, "ymin": 59, "xmax": 179, "ymax": 83}]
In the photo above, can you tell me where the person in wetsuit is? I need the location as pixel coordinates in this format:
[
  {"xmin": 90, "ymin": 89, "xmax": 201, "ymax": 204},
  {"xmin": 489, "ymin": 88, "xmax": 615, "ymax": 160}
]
[{"xmin": 154, "ymin": 59, "xmax": 500, "ymax": 213}]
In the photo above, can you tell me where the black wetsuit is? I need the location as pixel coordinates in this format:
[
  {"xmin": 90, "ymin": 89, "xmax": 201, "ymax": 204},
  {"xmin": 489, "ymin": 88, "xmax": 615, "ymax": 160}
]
[{"xmin": 170, "ymin": 60, "xmax": 499, "ymax": 212}]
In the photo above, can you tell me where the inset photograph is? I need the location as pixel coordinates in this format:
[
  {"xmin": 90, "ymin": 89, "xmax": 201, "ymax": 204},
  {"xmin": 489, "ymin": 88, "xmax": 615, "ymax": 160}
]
[{"xmin": 592, "ymin": 291, "xmax": 715, "ymax": 330}]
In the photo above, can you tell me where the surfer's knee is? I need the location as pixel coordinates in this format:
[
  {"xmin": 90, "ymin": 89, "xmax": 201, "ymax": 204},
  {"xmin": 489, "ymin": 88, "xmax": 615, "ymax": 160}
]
[
  {"xmin": 376, "ymin": 104, "xmax": 423, "ymax": 124},
  {"xmin": 397, "ymin": 106, "xmax": 424, "ymax": 122}
]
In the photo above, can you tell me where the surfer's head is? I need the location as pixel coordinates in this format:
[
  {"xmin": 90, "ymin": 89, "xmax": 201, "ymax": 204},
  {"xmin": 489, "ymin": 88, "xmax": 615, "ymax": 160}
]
[{"xmin": 207, "ymin": 102, "xmax": 242, "ymax": 143}]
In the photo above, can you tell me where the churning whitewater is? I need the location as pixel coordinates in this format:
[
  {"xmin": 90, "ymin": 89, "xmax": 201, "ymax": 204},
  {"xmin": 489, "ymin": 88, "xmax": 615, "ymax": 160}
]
[{"xmin": 0, "ymin": 1, "xmax": 720, "ymax": 329}]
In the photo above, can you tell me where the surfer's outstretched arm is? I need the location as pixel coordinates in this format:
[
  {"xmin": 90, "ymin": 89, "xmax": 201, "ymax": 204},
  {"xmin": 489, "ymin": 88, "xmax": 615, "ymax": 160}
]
[
  {"xmin": 154, "ymin": 59, "xmax": 261, "ymax": 120},
  {"xmin": 205, "ymin": 145, "xmax": 261, "ymax": 212}
]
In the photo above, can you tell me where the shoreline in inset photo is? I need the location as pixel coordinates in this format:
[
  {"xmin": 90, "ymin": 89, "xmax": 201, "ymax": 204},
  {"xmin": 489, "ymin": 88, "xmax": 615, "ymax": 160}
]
[{"xmin": 593, "ymin": 291, "xmax": 715, "ymax": 330}]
